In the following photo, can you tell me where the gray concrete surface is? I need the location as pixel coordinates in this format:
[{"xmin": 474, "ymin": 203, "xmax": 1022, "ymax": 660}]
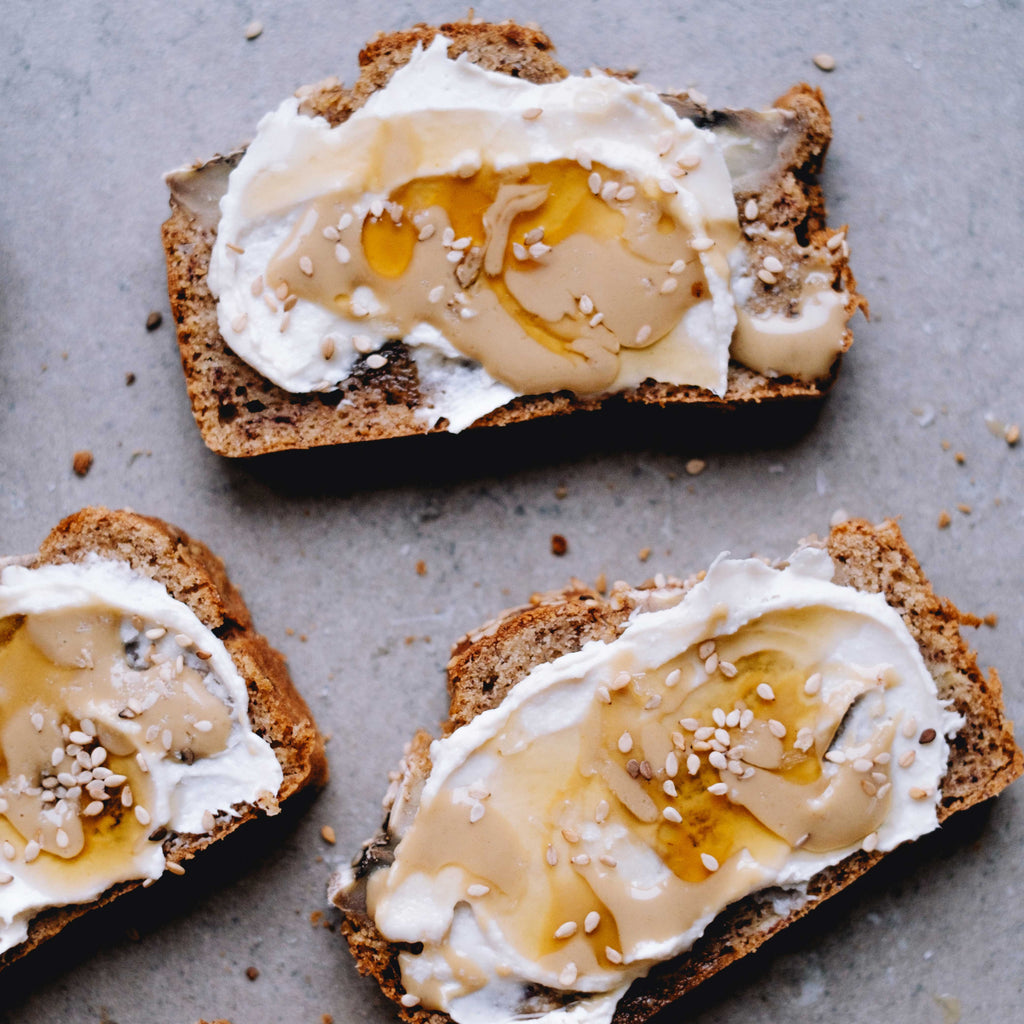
[{"xmin": 0, "ymin": 1, "xmax": 1020, "ymax": 1021}]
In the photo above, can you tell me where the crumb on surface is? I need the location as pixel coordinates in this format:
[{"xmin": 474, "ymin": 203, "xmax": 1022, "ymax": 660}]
[
  {"xmin": 595, "ymin": 572, "xmax": 607, "ymax": 595},
  {"xmin": 551, "ymin": 534, "xmax": 568, "ymax": 556},
  {"xmin": 245, "ymin": 20, "xmax": 263, "ymax": 40},
  {"xmin": 1007, "ymin": 424, "xmax": 1020, "ymax": 446},
  {"xmin": 416, "ymin": 559, "xmax": 427, "ymax": 576},
  {"xmin": 955, "ymin": 451, "xmax": 966, "ymax": 464},
  {"xmin": 555, "ymin": 485, "xmax": 568, "ymax": 499},
  {"xmin": 983, "ymin": 613, "xmax": 999, "ymax": 627},
  {"xmin": 245, "ymin": 966, "xmax": 259, "ymax": 981},
  {"xmin": 937, "ymin": 510, "xmax": 951, "ymax": 529},
  {"xmin": 684, "ymin": 458, "xmax": 706, "ymax": 476},
  {"xmin": 145, "ymin": 310, "xmax": 163, "ymax": 331},
  {"xmin": 72, "ymin": 450, "xmax": 93, "ymax": 477},
  {"xmin": 957, "ymin": 503, "xmax": 972, "ymax": 515},
  {"xmin": 321, "ymin": 825, "xmax": 337, "ymax": 845},
  {"xmin": 125, "ymin": 371, "xmax": 136, "ymax": 385},
  {"xmin": 813, "ymin": 52, "xmax": 836, "ymax": 71}
]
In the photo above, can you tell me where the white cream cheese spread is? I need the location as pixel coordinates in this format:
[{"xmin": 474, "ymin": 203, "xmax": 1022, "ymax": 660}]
[
  {"xmin": 206, "ymin": 35, "xmax": 849, "ymax": 433},
  {"xmin": 352, "ymin": 546, "xmax": 959, "ymax": 1024},
  {"xmin": 0, "ymin": 557, "xmax": 283, "ymax": 956}
]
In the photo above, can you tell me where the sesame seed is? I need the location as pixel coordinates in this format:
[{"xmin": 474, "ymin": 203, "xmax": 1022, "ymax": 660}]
[
  {"xmin": 522, "ymin": 106, "xmax": 543, "ymax": 120},
  {"xmin": 122, "ymin": 786, "xmax": 133, "ymax": 807},
  {"xmin": 298, "ymin": 255, "xmax": 314, "ymax": 277},
  {"xmin": 659, "ymin": 277, "xmax": 679, "ymax": 295},
  {"xmin": 136, "ymin": 752, "xmax": 149, "ymax": 773},
  {"xmin": 700, "ymin": 852, "xmax": 719, "ymax": 871},
  {"xmin": 898, "ymin": 749, "xmax": 916, "ymax": 768},
  {"xmin": 804, "ymin": 673, "xmax": 822, "ymax": 696},
  {"xmin": 69, "ymin": 730, "xmax": 91, "ymax": 745},
  {"xmin": 24, "ymin": 841, "xmax": 40, "ymax": 863},
  {"xmin": 626, "ymin": 759, "xmax": 640, "ymax": 778},
  {"xmin": 605, "ymin": 946, "xmax": 623, "ymax": 964},
  {"xmin": 714, "ymin": 728, "xmax": 731, "ymax": 747},
  {"xmin": 3, "ymin": 842, "xmax": 14, "ymax": 860},
  {"xmin": 584, "ymin": 911, "xmax": 601, "ymax": 934},
  {"xmin": 51, "ymin": 748, "xmax": 64, "ymax": 767},
  {"xmin": 665, "ymin": 752, "xmax": 679, "ymax": 777},
  {"xmin": 826, "ymin": 232, "xmax": 845, "ymax": 251},
  {"xmin": 365, "ymin": 353, "xmax": 388, "ymax": 370},
  {"xmin": 571, "ymin": 853, "xmax": 591, "ymax": 866},
  {"xmin": 689, "ymin": 237, "xmax": 714, "ymax": 252},
  {"xmin": 725, "ymin": 709, "xmax": 741, "ymax": 727},
  {"xmin": 744, "ymin": 199, "xmax": 758, "ymax": 220},
  {"xmin": 320, "ymin": 337, "xmax": 336, "ymax": 360},
  {"xmin": 919, "ymin": 728, "xmax": 937, "ymax": 745},
  {"xmin": 635, "ymin": 324, "xmax": 652, "ymax": 344},
  {"xmin": 909, "ymin": 787, "xmax": 930, "ymax": 800},
  {"xmin": 467, "ymin": 884, "xmax": 490, "ymax": 897},
  {"xmin": 469, "ymin": 803, "xmax": 485, "ymax": 824},
  {"xmin": 558, "ymin": 962, "xmax": 578, "ymax": 988},
  {"xmin": 331, "ymin": 242, "xmax": 351, "ymax": 265},
  {"xmin": 275, "ymin": 282, "xmax": 289, "ymax": 300},
  {"xmin": 0, "ymin": 872, "xmax": 10, "ymax": 885},
  {"xmin": 576, "ymin": 150, "xmax": 593, "ymax": 170},
  {"xmin": 601, "ymin": 181, "xmax": 620, "ymax": 202},
  {"xmin": 708, "ymin": 751, "xmax": 727, "ymax": 770},
  {"xmin": 695, "ymin": 725, "xmax": 715, "ymax": 741},
  {"xmin": 874, "ymin": 752, "xmax": 891, "ymax": 765},
  {"xmin": 862, "ymin": 831, "xmax": 879, "ymax": 853},
  {"xmin": 663, "ymin": 806, "xmax": 683, "ymax": 823},
  {"xmin": 656, "ymin": 130, "xmax": 674, "ymax": 156},
  {"xmin": 663, "ymin": 779, "xmax": 677, "ymax": 797},
  {"xmin": 611, "ymin": 671, "xmax": 632, "ymax": 690},
  {"xmin": 83, "ymin": 800, "xmax": 104, "ymax": 816},
  {"xmin": 446, "ymin": 250, "xmax": 464, "ymax": 264},
  {"xmin": 756, "ymin": 683, "xmax": 776, "ymax": 701},
  {"xmin": 350, "ymin": 302, "xmax": 369, "ymax": 319},
  {"xmin": 599, "ymin": 854, "xmax": 618, "ymax": 868},
  {"xmin": 763, "ymin": 256, "xmax": 784, "ymax": 274},
  {"xmin": 705, "ymin": 652, "xmax": 720, "ymax": 674},
  {"xmin": 825, "ymin": 750, "xmax": 847, "ymax": 764},
  {"xmin": 588, "ymin": 172, "xmax": 602, "ymax": 195},
  {"xmin": 282, "ymin": 294, "xmax": 298, "ymax": 312},
  {"xmin": 902, "ymin": 716, "xmax": 918, "ymax": 739},
  {"xmin": 398, "ymin": 993, "xmax": 421, "ymax": 1008},
  {"xmin": 451, "ymin": 236, "xmax": 472, "ymax": 251},
  {"xmin": 658, "ymin": 178, "xmax": 678, "ymax": 194},
  {"xmin": 757, "ymin": 269, "xmax": 777, "ymax": 285},
  {"xmin": 707, "ymin": 782, "xmax": 728, "ymax": 796},
  {"xmin": 687, "ymin": 753, "xmax": 700, "ymax": 775},
  {"xmin": 595, "ymin": 685, "xmax": 612, "ymax": 705},
  {"xmin": 644, "ymin": 695, "xmax": 662, "ymax": 711},
  {"xmin": 202, "ymin": 811, "xmax": 215, "ymax": 832},
  {"xmin": 54, "ymin": 828, "xmax": 69, "ymax": 849},
  {"xmin": 877, "ymin": 782, "xmax": 892, "ymax": 799},
  {"xmin": 369, "ymin": 199, "xmax": 384, "ymax": 219},
  {"xmin": 595, "ymin": 799, "xmax": 610, "ymax": 823},
  {"xmin": 230, "ymin": 312, "xmax": 248, "ymax": 333},
  {"xmin": 680, "ymin": 717, "xmax": 700, "ymax": 732},
  {"xmin": 616, "ymin": 185, "xmax": 636, "ymax": 201},
  {"xmin": 768, "ymin": 720, "xmax": 787, "ymax": 739},
  {"xmin": 671, "ymin": 731, "xmax": 686, "ymax": 750},
  {"xmin": 91, "ymin": 747, "xmax": 107, "ymax": 767},
  {"xmin": 561, "ymin": 827, "xmax": 580, "ymax": 844},
  {"xmin": 135, "ymin": 806, "xmax": 151, "ymax": 826},
  {"xmin": 321, "ymin": 225, "xmax": 340, "ymax": 241},
  {"xmin": 578, "ymin": 294, "xmax": 594, "ymax": 315},
  {"xmin": 427, "ymin": 285, "xmax": 445, "ymax": 304},
  {"xmin": 555, "ymin": 920, "xmax": 579, "ymax": 940},
  {"xmin": 29, "ymin": 712, "xmax": 44, "ymax": 732},
  {"xmin": 665, "ymin": 669, "xmax": 681, "ymax": 688},
  {"xmin": 852, "ymin": 757, "xmax": 874, "ymax": 772},
  {"xmin": 861, "ymin": 779, "xmax": 877, "ymax": 797},
  {"xmin": 460, "ymin": 307, "xmax": 478, "ymax": 320},
  {"xmin": 698, "ymin": 641, "xmax": 716, "ymax": 659},
  {"xmin": 669, "ymin": 259, "xmax": 687, "ymax": 275},
  {"xmin": 546, "ymin": 844, "xmax": 559, "ymax": 866},
  {"xmin": 529, "ymin": 241, "xmax": 552, "ymax": 259}
]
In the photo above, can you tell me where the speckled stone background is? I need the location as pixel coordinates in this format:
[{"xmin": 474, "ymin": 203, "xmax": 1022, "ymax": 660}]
[{"xmin": 1, "ymin": 1, "xmax": 1021, "ymax": 1022}]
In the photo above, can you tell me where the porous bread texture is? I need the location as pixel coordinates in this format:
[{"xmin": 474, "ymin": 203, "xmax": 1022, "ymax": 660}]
[
  {"xmin": 0, "ymin": 507, "xmax": 328, "ymax": 970},
  {"xmin": 162, "ymin": 19, "xmax": 865, "ymax": 457},
  {"xmin": 333, "ymin": 519, "xmax": 1021, "ymax": 1024}
]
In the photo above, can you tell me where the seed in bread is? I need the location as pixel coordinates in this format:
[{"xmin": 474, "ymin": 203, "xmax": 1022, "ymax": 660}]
[
  {"xmin": 162, "ymin": 20, "xmax": 865, "ymax": 456},
  {"xmin": 0, "ymin": 507, "xmax": 327, "ymax": 969},
  {"xmin": 331, "ymin": 519, "xmax": 1021, "ymax": 1024}
]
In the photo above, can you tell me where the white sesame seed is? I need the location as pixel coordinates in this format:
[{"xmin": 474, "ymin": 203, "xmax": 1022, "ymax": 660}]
[
  {"xmin": 558, "ymin": 962, "xmax": 578, "ymax": 988},
  {"xmin": 763, "ymin": 255, "xmax": 784, "ymax": 274},
  {"xmin": 662, "ymin": 806, "xmax": 683, "ymax": 823},
  {"xmin": 757, "ymin": 269, "xmax": 777, "ymax": 286},
  {"xmin": 469, "ymin": 803, "xmax": 485, "ymax": 824},
  {"xmin": 669, "ymin": 259, "xmax": 687, "ymax": 275},
  {"xmin": 105, "ymin": 773, "xmax": 126, "ymax": 787},
  {"xmin": 600, "ymin": 181, "xmax": 619, "ymax": 203},
  {"xmin": 91, "ymin": 747, "xmax": 107, "ymax": 767},
  {"xmin": 595, "ymin": 799, "xmax": 610, "ymax": 824},
  {"xmin": 562, "ymin": 827, "xmax": 580, "ymax": 844},
  {"xmin": 898, "ymin": 749, "xmax": 917, "ymax": 768},
  {"xmin": 24, "ymin": 840, "xmax": 40, "ymax": 863},
  {"xmin": 658, "ymin": 277, "xmax": 679, "ymax": 296},
  {"xmin": 615, "ymin": 184, "xmax": 636, "ymax": 202},
  {"xmin": 320, "ymin": 337, "xmax": 336, "ymax": 361},
  {"xmin": 546, "ymin": 844, "xmax": 559, "ymax": 866},
  {"xmin": 136, "ymin": 752, "xmax": 149, "ymax": 773},
  {"xmin": 635, "ymin": 324, "xmax": 652, "ymax": 345},
  {"xmin": 709, "ymin": 751, "xmax": 727, "ymax": 770},
  {"xmin": 522, "ymin": 106, "xmax": 543, "ymax": 120},
  {"xmin": 133, "ymin": 806, "xmax": 151, "ymax": 827},
  {"xmin": 813, "ymin": 52, "xmax": 837, "ymax": 72},
  {"xmin": 825, "ymin": 750, "xmax": 847, "ymax": 764},
  {"xmin": 701, "ymin": 852, "xmax": 720, "ymax": 872},
  {"xmin": 0, "ymin": 872, "xmax": 12, "ymax": 885},
  {"xmin": 451, "ymin": 236, "xmax": 472, "ymax": 251},
  {"xmin": 299, "ymin": 255, "xmax": 314, "ymax": 277},
  {"xmin": 350, "ymin": 302, "xmax": 369, "ymax": 318},
  {"xmin": 678, "ymin": 153, "xmax": 702, "ymax": 170},
  {"xmin": 426, "ymin": 285, "xmax": 445, "ymax": 305},
  {"xmin": 671, "ymin": 731, "xmax": 686, "ymax": 750},
  {"xmin": 803, "ymin": 673, "xmax": 822, "ymax": 697},
  {"xmin": 599, "ymin": 855, "xmax": 618, "ymax": 869},
  {"xmin": 578, "ymin": 293, "xmax": 594, "ymax": 315},
  {"xmin": 877, "ymin": 782, "xmax": 892, "ymax": 799},
  {"xmin": 686, "ymin": 753, "xmax": 701, "ymax": 775},
  {"xmin": 369, "ymin": 199, "xmax": 384, "ymax": 219},
  {"xmin": 416, "ymin": 223, "xmax": 436, "ymax": 242},
  {"xmin": 334, "ymin": 243, "xmax": 351, "ymax": 264},
  {"xmin": 909, "ymin": 786, "xmax": 930, "ymax": 800},
  {"xmin": 400, "ymin": 993, "xmax": 421, "ymax": 1008},
  {"xmin": 467, "ymin": 884, "xmax": 490, "ymax": 897},
  {"xmin": 744, "ymin": 198, "xmax": 758, "ymax": 220},
  {"xmin": 826, "ymin": 231, "xmax": 845, "ymax": 250},
  {"xmin": 756, "ymin": 683, "xmax": 775, "ymax": 701},
  {"xmin": 321, "ymin": 225, "xmax": 340, "ymax": 241},
  {"xmin": 704, "ymin": 653, "xmax": 719, "ymax": 674},
  {"xmin": 83, "ymin": 800, "xmax": 104, "ymax": 817},
  {"xmin": 656, "ymin": 130, "xmax": 675, "ymax": 156},
  {"xmin": 720, "ymin": 661, "xmax": 738, "ymax": 679},
  {"xmin": 658, "ymin": 177, "xmax": 678, "ymax": 195},
  {"xmin": 529, "ymin": 241, "xmax": 552, "ymax": 259},
  {"xmin": 69, "ymin": 730, "xmax": 91, "ymax": 745},
  {"xmin": 644, "ymin": 695, "xmax": 662, "ymax": 711},
  {"xmin": 161, "ymin": 729, "xmax": 172, "ymax": 751},
  {"xmin": 689, "ymin": 237, "xmax": 714, "ymax": 252},
  {"xmin": 554, "ymin": 920, "xmax": 579, "ymax": 940},
  {"xmin": 605, "ymin": 946, "xmax": 623, "ymax": 964},
  {"xmin": 617, "ymin": 731, "xmax": 634, "ymax": 754},
  {"xmin": 51, "ymin": 748, "xmax": 64, "ymax": 767},
  {"xmin": 337, "ymin": 212, "xmax": 353, "ymax": 231},
  {"xmin": 446, "ymin": 250, "xmax": 464, "ymax": 264},
  {"xmin": 693, "ymin": 726, "xmax": 713, "ymax": 742},
  {"xmin": 768, "ymin": 720, "xmax": 787, "ymax": 739},
  {"xmin": 2, "ymin": 842, "xmax": 14, "ymax": 860},
  {"xmin": 122, "ymin": 785, "xmax": 134, "ymax": 808},
  {"xmin": 794, "ymin": 728, "xmax": 814, "ymax": 752},
  {"xmin": 707, "ymin": 782, "xmax": 729, "ymax": 796},
  {"xmin": 663, "ymin": 779, "xmax": 677, "ymax": 798},
  {"xmin": 902, "ymin": 717, "xmax": 918, "ymax": 739},
  {"xmin": 230, "ymin": 313, "xmax": 248, "ymax": 336},
  {"xmin": 441, "ymin": 226, "xmax": 455, "ymax": 247},
  {"xmin": 583, "ymin": 910, "xmax": 601, "ymax": 934},
  {"xmin": 714, "ymin": 728, "xmax": 731, "ymax": 747},
  {"xmin": 862, "ymin": 831, "xmax": 879, "ymax": 853},
  {"xmin": 29, "ymin": 712, "xmax": 45, "ymax": 732},
  {"xmin": 680, "ymin": 717, "xmax": 700, "ymax": 732},
  {"xmin": 665, "ymin": 752, "xmax": 679, "ymax": 778},
  {"xmin": 588, "ymin": 172, "xmax": 602, "ymax": 195},
  {"xmin": 861, "ymin": 779, "xmax": 878, "ymax": 797}
]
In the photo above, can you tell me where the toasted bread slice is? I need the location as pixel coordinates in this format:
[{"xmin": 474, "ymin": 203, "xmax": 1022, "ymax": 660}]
[
  {"xmin": 0, "ymin": 506, "xmax": 327, "ymax": 968},
  {"xmin": 162, "ymin": 19, "xmax": 864, "ymax": 456},
  {"xmin": 332, "ymin": 519, "xmax": 1020, "ymax": 1022}
]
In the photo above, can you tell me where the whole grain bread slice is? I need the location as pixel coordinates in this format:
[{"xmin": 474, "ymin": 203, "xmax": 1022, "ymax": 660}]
[
  {"xmin": 331, "ymin": 518, "xmax": 1021, "ymax": 1023},
  {"xmin": 162, "ymin": 19, "xmax": 865, "ymax": 456},
  {"xmin": 0, "ymin": 506, "xmax": 328, "ymax": 970}
]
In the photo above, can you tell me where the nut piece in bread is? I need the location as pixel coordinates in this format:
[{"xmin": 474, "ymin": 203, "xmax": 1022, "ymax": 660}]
[
  {"xmin": 0, "ymin": 507, "xmax": 327, "ymax": 969},
  {"xmin": 162, "ymin": 19, "xmax": 865, "ymax": 456},
  {"xmin": 330, "ymin": 519, "xmax": 1020, "ymax": 1024}
]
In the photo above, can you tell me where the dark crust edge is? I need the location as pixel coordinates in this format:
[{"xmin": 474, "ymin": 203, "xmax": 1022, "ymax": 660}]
[
  {"xmin": 333, "ymin": 519, "xmax": 1021, "ymax": 1024},
  {"xmin": 161, "ymin": 19, "xmax": 863, "ymax": 458},
  {"xmin": 0, "ymin": 506, "xmax": 328, "ymax": 971}
]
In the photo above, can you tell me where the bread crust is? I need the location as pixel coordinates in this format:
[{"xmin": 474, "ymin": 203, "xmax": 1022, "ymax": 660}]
[
  {"xmin": 333, "ymin": 519, "xmax": 1021, "ymax": 1023},
  {"xmin": 162, "ymin": 19, "xmax": 865, "ymax": 457},
  {"xmin": 0, "ymin": 506, "xmax": 328, "ymax": 969}
]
